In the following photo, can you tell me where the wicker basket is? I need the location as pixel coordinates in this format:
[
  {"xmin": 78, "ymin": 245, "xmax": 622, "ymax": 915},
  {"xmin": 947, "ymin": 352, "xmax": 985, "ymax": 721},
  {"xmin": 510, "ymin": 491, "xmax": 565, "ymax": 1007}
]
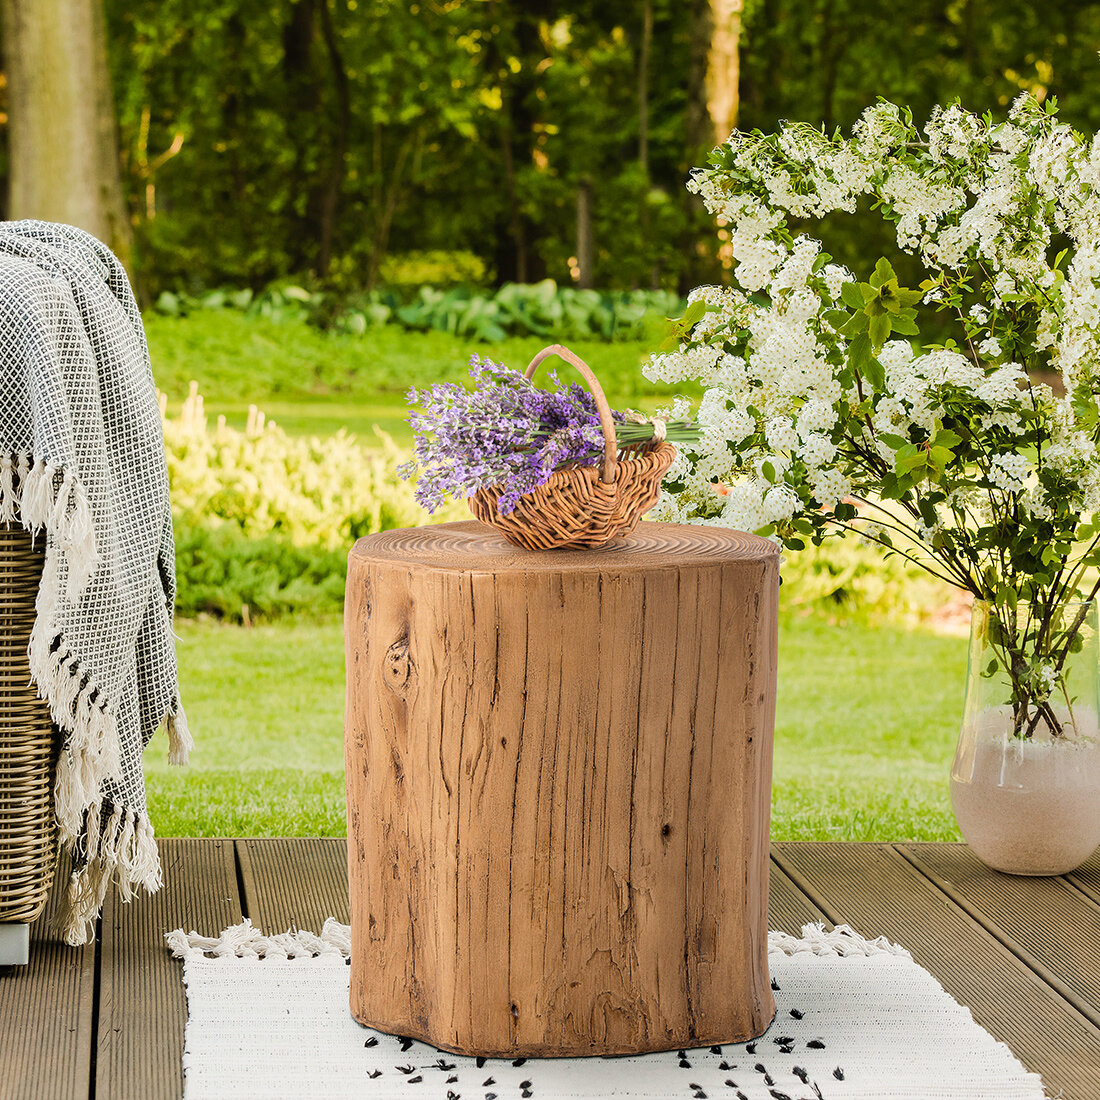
[
  {"xmin": 0, "ymin": 524, "xmax": 58, "ymax": 925},
  {"xmin": 468, "ymin": 344, "xmax": 675, "ymax": 550}
]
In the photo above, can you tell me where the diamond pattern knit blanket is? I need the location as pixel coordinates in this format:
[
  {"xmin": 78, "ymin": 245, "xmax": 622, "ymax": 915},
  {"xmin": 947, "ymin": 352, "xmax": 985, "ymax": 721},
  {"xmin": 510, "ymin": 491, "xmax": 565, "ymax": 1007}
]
[
  {"xmin": 0, "ymin": 220, "xmax": 190, "ymax": 944},
  {"xmin": 167, "ymin": 921, "xmax": 1048, "ymax": 1100}
]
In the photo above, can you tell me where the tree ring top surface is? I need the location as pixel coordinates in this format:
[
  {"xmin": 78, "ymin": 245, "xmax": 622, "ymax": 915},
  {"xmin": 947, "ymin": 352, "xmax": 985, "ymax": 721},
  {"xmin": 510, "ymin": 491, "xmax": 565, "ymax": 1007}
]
[{"xmin": 351, "ymin": 520, "xmax": 778, "ymax": 574}]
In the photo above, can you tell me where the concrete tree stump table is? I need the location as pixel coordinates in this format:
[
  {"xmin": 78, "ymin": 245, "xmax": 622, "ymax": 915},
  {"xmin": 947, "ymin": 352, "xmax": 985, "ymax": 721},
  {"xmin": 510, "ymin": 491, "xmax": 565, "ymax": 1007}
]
[{"xmin": 344, "ymin": 520, "xmax": 779, "ymax": 1057}]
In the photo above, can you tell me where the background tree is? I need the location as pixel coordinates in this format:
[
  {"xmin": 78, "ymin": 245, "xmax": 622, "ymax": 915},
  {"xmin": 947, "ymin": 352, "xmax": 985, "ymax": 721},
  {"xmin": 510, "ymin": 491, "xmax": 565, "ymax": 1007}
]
[{"xmin": 1, "ymin": 0, "xmax": 132, "ymax": 271}]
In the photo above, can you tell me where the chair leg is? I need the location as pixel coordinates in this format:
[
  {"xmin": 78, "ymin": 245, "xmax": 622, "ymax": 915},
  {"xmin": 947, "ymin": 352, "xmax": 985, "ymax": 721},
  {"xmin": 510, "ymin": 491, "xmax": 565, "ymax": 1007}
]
[{"xmin": 0, "ymin": 923, "xmax": 30, "ymax": 965}]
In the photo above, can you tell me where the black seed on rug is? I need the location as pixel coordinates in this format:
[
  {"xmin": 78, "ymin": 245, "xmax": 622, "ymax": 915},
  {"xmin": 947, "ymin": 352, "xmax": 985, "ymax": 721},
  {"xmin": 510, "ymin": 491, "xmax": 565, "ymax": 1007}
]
[
  {"xmin": 778, "ymin": 1046, "xmax": 793, "ymax": 1054},
  {"xmin": 678, "ymin": 1050, "xmax": 688, "ymax": 1059},
  {"xmin": 689, "ymin": 1084, "xmax": 702, "ymax": 1091},
  {"xmin": 807, "ymin": 1039, "xmax": 826, "ymax": 1049},
  {"xmin": 476, "ymin": 1057, "xmax": 487, "ymax": 1068},
  {"xmin": 435, "ymin": 1059, "xmax": 456, "ymax": 1070},
  {"xmin": 789, "ymin": 1009, "xmax": 804, "ymax": 1020},
  {"xmin": 693, "ymin": 1091, "xmax": 707, "ymax": 1099},
  {"xmin": 723, "ymin": 1080, "xmax": 737, "ymax": 1089},
  {"xmin": 679, "ymin": 1059, "xmax": 692, "ymax": 1069},
  {"xmin": 363, "ymin": 1037, "xmax": 378, "ymax": 1047},
  {"xmin": 763, "ymin": 1073, "xmax": 774, "ymax": 1086},
  {"xmin": 512, "ymin": 1058, "xmax": 527, "ymax": 1067},
  {"xmin": 746, "ymin": 1043, "xmax": 757, "ymax": 1054},
  {"xmin": 447, "ymin": 1077, "xmax": 458, "ymax": 1084},
  {"xmin": 344, "ymin": 957, "xmax": 351, "ymax": 966},
  {"xmin": 396, "ymin": 1064, "xmax": 415, "ymax": 1074},
  {"xmin": 408, "ymin": 1076, "xmax": 423, "ymax": 1084},
  {"xmin": 792, "ymin": 1067, "xmax": 809, "ymax": 1084},
  {"xmin": 522, "ymin": 1091, "xmax": 533, "ymax": 1098},
  {"xmin": 447, "ymin": 1092, "xmax": 460, "ymax": 1100},
  {"xmin": 398, "ymin": 1037, "xmax": 414, "ymax": 1052},
  {"xmin": 753, "ymin": 1063, "xmax": 766, "ymax": 1074},
  {"xmin": 737, "ymin": 1092, "xmax": 749, "ymax": 1100},
  {"xmin": 367, "ymin": 1070, "xmax": 381, "ymax": 1079},
  {"xmin": 811, "ymin": 1083, "xmax": 825, "ymax": 1099},
  {"xmin": 772, "ymin": 1036, "xmax": 794, "ymax": 1046},
  {"xmin": 711, "ymin": 1046, "xmax": 723, "ymax": 1054},
  {"xmin": 519, "ymin": 1081, "xmax": 532, "ymax": 1089},
  {"xmin": 719, "ymin": 1061, "xmax": 731, "ymax": 1071},
  {"xmin": 482, "ymin": 1078, "xmax": 495, "ymax": 1087},
  {"xmin": 771, "ymin": 979, "xmax": 780, "ymax": 991},
  {"xmin": 768, "ymin": 1090, "xmax": 792, "ymax": 1100},
  {"xmin": 485, "ymin": 1093, "xmax": 497, "ymax": 1100},
  {"xmin": 833, "ymin": 1067, "xmax": 845, "ymax": 1080}
]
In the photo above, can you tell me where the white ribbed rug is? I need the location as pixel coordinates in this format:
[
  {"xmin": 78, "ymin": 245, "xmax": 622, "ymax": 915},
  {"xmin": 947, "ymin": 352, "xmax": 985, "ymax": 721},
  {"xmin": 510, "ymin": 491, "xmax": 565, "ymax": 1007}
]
[{"xmin": 167, "ymin": 922, "xmax": 1046, "ymax": 1100}]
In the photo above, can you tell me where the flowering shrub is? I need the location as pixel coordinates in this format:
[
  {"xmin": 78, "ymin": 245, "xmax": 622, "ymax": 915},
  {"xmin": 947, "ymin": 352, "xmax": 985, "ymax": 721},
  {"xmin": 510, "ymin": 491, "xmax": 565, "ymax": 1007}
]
[
  {"xmin": 164, "ymin": 384, "xmax": 463, "ymax": 619},
  {"xmin": 649, "ymin": 95, "xmax": 1100, "ymax": 738}
]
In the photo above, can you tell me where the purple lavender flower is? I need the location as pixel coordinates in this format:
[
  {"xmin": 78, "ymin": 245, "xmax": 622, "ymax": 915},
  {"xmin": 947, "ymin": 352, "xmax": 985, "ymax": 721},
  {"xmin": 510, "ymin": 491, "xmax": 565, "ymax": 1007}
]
[{"xmin": 401, "ymin": 355, "xmax": 617, "ymax": 514}]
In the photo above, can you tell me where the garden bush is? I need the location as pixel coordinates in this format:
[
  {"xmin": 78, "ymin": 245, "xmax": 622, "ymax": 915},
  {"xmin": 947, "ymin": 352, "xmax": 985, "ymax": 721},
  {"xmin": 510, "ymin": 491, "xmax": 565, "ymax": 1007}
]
[{"xmin": 164, "ymin": 385, "xmax": 462, "ymax": 621}]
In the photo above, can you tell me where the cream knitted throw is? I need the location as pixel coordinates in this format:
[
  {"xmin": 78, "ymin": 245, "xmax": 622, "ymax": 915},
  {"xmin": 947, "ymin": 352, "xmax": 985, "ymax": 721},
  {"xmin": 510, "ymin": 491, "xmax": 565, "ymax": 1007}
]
[{"xmin": 0, "ymin": 220, "xmax": 190, "ymax": 945}]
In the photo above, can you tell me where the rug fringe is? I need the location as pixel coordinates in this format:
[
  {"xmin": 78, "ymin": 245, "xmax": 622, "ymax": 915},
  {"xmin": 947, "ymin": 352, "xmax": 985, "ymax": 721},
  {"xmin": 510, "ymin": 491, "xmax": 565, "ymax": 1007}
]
[
  {"xmin": 767, "ymin": 922, "xmax": 911, "ymax": 959},
  {"xmin": 166, "ymin": 920, "xmax": 905, "ymax": 963},
  {"xmin": 57, "ymin": 805, "xmax": 163, "ymax": 945},
  {"xmin": 166, "ymin": 918, "xmax": 352, "ymax": 960}
]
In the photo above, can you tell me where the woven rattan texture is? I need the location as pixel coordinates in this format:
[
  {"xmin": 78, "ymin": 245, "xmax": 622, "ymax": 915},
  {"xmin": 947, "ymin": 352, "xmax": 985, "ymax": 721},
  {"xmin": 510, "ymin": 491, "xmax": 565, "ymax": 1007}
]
[
  {"xmin": 469, "ymin": 443, "xmax": 676, "ymax": 550},
  {"xmin": 0, "ymin": 524, "xmax": 57, "ymax": 923}
]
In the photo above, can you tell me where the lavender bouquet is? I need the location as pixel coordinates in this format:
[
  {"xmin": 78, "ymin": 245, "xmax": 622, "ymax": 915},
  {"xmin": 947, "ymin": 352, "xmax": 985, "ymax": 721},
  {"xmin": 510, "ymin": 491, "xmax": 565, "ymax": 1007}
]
[{"xmin": 402, "ymin": 355, "xmax": 699, "ymax": 515}]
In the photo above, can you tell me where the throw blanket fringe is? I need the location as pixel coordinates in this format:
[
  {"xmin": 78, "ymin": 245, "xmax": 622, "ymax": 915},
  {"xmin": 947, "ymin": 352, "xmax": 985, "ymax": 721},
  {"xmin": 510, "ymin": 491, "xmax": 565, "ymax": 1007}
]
[
  {"xmin": 58, "ymin": 805, "xmax": 163, "ymax": 945},
  {"xmin": 166, "ymin": 920, "xmax": 902, "ymax": 963},
  {"xmin": 1, "ymin": 446, "xmax": 181, "ymax": 945}
]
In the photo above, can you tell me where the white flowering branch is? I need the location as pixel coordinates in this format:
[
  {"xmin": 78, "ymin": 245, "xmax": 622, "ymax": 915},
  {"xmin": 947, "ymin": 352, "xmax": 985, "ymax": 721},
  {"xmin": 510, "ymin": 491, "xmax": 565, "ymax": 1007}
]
[{"xmin": 648, "ymin": 94, "xmax": 1100, "ymax": 739}]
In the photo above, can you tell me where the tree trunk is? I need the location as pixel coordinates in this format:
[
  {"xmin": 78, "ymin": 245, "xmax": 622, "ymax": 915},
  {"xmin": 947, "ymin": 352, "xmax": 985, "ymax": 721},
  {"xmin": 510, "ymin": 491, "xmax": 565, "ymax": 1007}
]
[
  {"xmin": 2, "ymin": 0, "xmax": 133, "ymax": 273},
  {"xmin": 575, "ymin": 177, "xmax": 594, "ymax": 289},
  {"xmin": 638, "ymin": 0, "xmax": 653, "ymax": 176},
  {"xmin": 706, "ymin": 0, "xmax": 743, "ymax": 145},
  {"xmin": 345, "ymin": 521, "xmax": 778, "ymax": 1056}
]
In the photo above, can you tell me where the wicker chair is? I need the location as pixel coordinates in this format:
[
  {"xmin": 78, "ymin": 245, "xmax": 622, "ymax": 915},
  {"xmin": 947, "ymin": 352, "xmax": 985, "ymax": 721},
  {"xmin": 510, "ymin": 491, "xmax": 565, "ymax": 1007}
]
[{"xmin": 0, "ymin": 524, "xmax": 58, "ymax": 965}]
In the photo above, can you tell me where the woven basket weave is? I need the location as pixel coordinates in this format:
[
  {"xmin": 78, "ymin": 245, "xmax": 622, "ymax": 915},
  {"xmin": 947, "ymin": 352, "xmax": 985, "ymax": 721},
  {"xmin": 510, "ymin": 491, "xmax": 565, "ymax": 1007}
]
[
  {"xmin": 0, "ymin": 524, "xmax": 58, "ymax": 925},
  {"xmin": 469, "ymin": 345, "xmax": 675, "ymax": 550}
]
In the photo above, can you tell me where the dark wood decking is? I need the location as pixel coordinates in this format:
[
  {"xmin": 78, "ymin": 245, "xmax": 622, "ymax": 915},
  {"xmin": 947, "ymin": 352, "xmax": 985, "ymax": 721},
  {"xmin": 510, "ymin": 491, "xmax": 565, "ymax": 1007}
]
[{"xmin": 2, "ymin": 841, "xmax": 1098, "ymax": 1100}]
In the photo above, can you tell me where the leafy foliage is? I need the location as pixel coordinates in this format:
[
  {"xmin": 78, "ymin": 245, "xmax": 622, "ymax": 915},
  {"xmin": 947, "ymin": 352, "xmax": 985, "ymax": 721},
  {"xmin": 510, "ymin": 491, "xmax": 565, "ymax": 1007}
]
[
  {"xmin": 164, "ymin": 385, "xmax": 464, "ymax": 621},
  {"xmin": 154, "ymin": 279, "xmax": 681, "ymax": 344}
]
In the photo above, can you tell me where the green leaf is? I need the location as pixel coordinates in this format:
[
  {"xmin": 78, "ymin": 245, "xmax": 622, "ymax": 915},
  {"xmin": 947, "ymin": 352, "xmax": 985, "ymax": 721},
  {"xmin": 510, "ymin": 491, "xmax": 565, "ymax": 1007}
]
[
  {"xmin": 840, "ymin": 282, "xmax": 865, "ymax": 310},
  {"xmin": 877, "ymin": 432, "xmax": 909, "ymax": 449},
  {"xmin": 869, "ymin": 257, "xmax": 897, "ymax": 288},
  {"xmin": 869, "ymin": 312, "xmax": 891, "ymax": 348}
]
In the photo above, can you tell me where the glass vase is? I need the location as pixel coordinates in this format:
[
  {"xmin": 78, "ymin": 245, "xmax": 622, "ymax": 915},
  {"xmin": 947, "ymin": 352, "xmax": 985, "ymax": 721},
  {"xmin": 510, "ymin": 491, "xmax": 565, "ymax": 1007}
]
[{"xmin": 950, "ymin": 598, "xmax": 1100, "ymax": 875}]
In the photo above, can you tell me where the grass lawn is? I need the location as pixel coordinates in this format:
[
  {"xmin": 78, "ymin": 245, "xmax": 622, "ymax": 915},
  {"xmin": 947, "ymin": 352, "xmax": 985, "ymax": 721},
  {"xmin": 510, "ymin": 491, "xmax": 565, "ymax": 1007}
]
[
  {"xmin": 145, "ymin": 311, "xmax": 697, "ymax": 446},
  {"xmin": 148, "ymin": 612, "xmax": 967, "ymax": 841}
]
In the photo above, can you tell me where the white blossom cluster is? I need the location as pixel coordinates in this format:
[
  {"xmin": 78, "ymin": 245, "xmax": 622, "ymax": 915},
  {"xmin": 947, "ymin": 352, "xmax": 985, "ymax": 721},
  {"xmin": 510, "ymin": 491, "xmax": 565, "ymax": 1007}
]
[{"xmin": 652, "ymin": 94, "xmax": 1100, "ymax": 571}]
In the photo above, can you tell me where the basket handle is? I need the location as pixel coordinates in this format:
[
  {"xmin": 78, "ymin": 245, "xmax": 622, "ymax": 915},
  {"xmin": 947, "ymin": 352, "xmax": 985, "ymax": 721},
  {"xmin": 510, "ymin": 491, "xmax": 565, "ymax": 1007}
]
[{"xmin": 525, "ymin": 344, "xmax": 618, "ymax": 484}]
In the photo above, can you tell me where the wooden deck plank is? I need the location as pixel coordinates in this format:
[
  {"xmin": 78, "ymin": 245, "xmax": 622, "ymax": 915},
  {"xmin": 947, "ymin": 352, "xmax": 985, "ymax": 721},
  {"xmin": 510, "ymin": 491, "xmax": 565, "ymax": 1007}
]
[
  {"xmin": 236, "ymin": 837, "xmax": 349, "ymax": 932},
  {"xmin": 903, "ymin": 842, "xmax": 1100, "ymax": 1026},
  {"xmin": 0, "ymin": 868, "xmax": 94, "ymax": 1100},
  {"xmin": 95, "ymin": 837, "xmax": 241, "ymax": 1100},
  {"xmin": 774, "ymin": 840, "xmax": 1100, "ymax": 1100},
  {"xmin": 767, "ymin": 854, "xmax": 828, "ymax": 933}
]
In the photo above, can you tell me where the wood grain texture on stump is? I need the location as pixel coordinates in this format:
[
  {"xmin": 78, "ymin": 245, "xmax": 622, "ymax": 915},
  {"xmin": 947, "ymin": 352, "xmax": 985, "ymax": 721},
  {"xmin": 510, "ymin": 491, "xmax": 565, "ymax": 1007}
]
[{"xmin": 344, "ymin": 520, "xmax": 779, "ymax": 1057}]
